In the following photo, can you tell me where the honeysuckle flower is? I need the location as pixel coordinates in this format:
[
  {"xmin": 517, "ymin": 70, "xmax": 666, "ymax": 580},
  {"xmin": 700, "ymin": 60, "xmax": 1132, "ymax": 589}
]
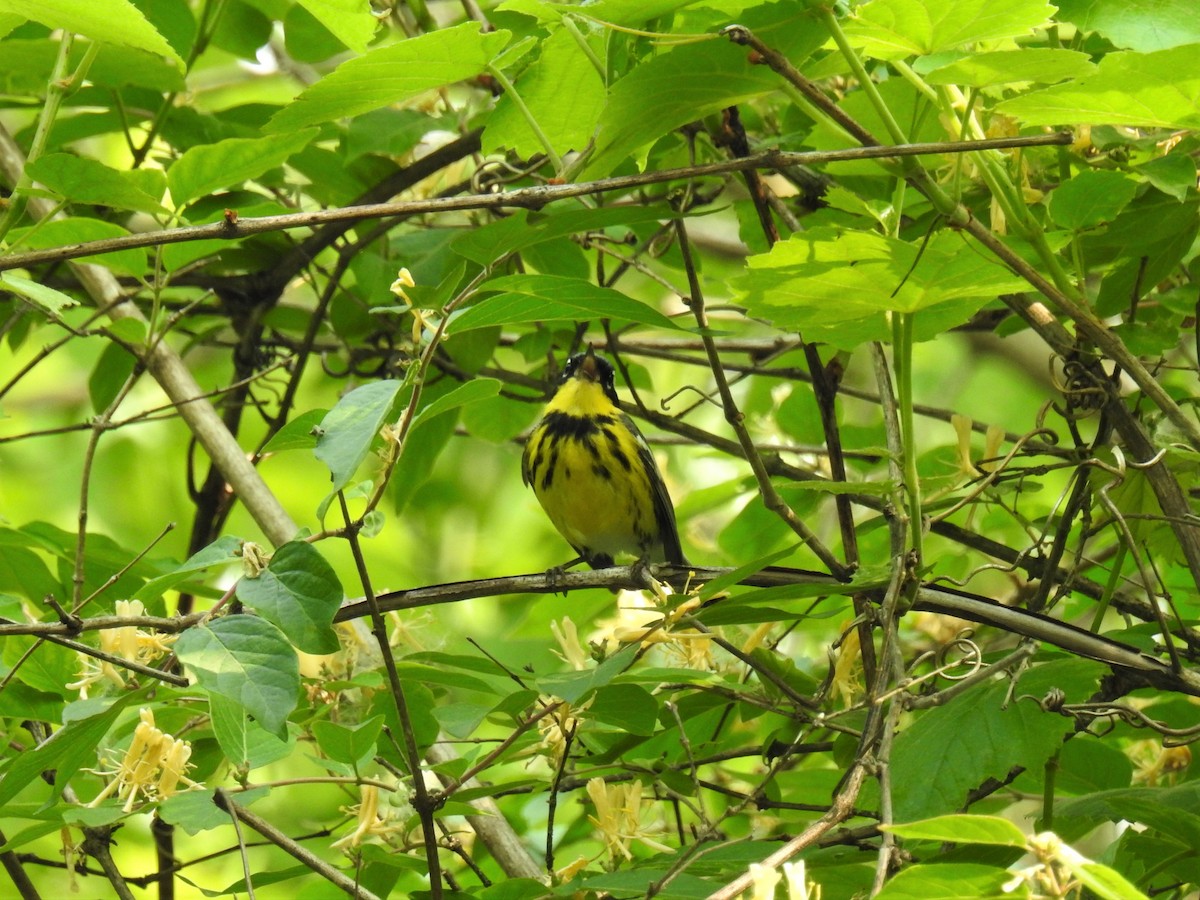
[
  {"xmin": 67, "ymin": 600, "xmax": 175, "ymax": 698},
  {"xmin": 88, "ymin": 708, "xmax": 200, "ymax": 812},
  {"xmin": 332, "ymin": 782, "xmax": 413, "ymax": 852},
  {"xmin": 586, "ymin": 777, "xmax": 672, "ymax": 863}
]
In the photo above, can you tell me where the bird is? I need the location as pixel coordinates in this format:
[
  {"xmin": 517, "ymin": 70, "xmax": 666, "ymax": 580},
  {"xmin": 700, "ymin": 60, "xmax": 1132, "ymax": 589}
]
[{"xmin": 521, "ymin": 347, "xmax": 687, "ymax": 569}]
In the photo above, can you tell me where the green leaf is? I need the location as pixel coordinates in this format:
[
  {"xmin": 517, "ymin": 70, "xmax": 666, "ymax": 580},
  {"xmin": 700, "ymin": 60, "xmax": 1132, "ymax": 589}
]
[
  {"xmin": 0, "ymin": 695, "xmax": 139, "ymax": 807},
  {"xmin": 733, "ymin": 229, "xmax": 1025, "ymax": 349},
  {"xmin": 889, "ymin": 659, "xmax": 1103, "ymax": 821},
  {"xmin": 897, "ymin": 657, "xmax": 1099, "ymax": 820},
  {"xmin": 582, "ymin": 38, "xmax": 800, "ymax": 178},
  {"xmin": 921, "ymin": 49, "xmax": 1095, "ymax": 87},
  {"xmin": 576, "ymin": 0, "xmax": 712, "ymax": 26},
  {"xmin": 236, "ymin": 541, "xmax": 343, "ymax": 654},
  {"xmin": 484, "ymin": 27, "xmax": 605, "ymax": 158},
  {"xmin": 455, "ymin": 274, "xmax": 683, "ymax": 332},
  {"xmin": 261, "ymin": 409, "xmax": 328, "ymax": 453},
  {"xmin": 1054, "ymin": 782, "xmax": 1200, "ymax": 849},
  {"xmin": 168, "ymin": 129, "xmax": 317, "ymax": 208},
  {"xmin": 537, "ymin": 644, "xmax": 638, "ymax": 703},
  {"xmin": 1055, "ymin": 0, "xmax": 1200, "ymax": 52},
  {"xmin": 9, "ymin": 217, "xmax": 146, "ymax": 277},
  {"xmin": 874, "ymin": 863, "xmax": 1013, "ymax": 899},
  {"xmin": 160, "ymin": 787, "xmax": 268, "ymax": 835},
  {"xmin": 293, "ymin": 0, "xmax": 377, "ymax": 53},
  {"xmin": 589, "ymin": 683, "xmax": 659, "ymax": 736},
  {"xmin": 312, "ymin": 715, "xmax": 385, "ymax": 766},
  {"xmin": 209, "ymin": 693, "xmax": 295, "ymax": 771},
  {"xmin": 1047, "ymin": 170, "xmax": 1139, "ymax": 230},
  {"xmin": 25, "ymin": 153, "xmax": 168, "ymax": 215},
  {"xmin": 843, "ymin": 0, "xmax": 1055, "ymax": 60},
  {"xmin": 998, "ymin": 45, "xmax": 1200, "ymax": 129},
  {"xmin": 0, "ymin": 272, "xmax": 79, "ymax": 317},
  {"xmin": 88, "ymin": 342, "xmax": 137, "ymax": 413},
  {"xmin": 451, "ymin": 204, "xmax": 675, "ymax": 266},
  {"xmin": 314, "ymin": 379, "xmax": 404, "ymax": 493},
  {"xmin": 1136, "ymin": 153, "xmax": 1197, "ymax": 202},
  {"xmin": 134, "ymin": 535, "xmax": 244, "ymax": 603},
  {"xmin": 267, "ymin": 22, "xmax": 512, "ymax": 132},
  {"xmin": 883, "ymin": 814, "xmax": 1027, "ymax": 847},
  {"xmin": 1070, "ymin": 862, "xmax": 1147, "ymax": 900},
  {"xmin": 176, "ymin": 615, "xmax": 300, "ymax": 739},
  {"xmin": 0, "ymin": 0, "xmax": 184, "ymax": 69},
  {"xmin": 409, "ymin": 378, "xmax": 502, "ymax": 433}
]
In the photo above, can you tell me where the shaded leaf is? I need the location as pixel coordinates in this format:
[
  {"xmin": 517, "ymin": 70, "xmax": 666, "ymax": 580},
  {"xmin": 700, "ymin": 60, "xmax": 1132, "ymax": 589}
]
[
  {"xmin": 267, "ymin": 23, "xmax": 511, "ymax": 132},
  {"xmin": 998, "ymin": 45, "xmax": 1200, "ymax": 128},
  {"xmin": 25, "ymin": 153, "xmax": 167, "ymax": 215},
  {"xmin": 168, "ymin": 130, "xmax": 317, "ymax": 208},
  {"xmin": 314, "ymin": 379, "xmax": 404, "ymax": 493},
  {"xmin": 236, "ymin": 541, "xmax": 343, "ymax": 654},
  {"xmin": 176, "ymin": 615, "xmax": 299, "ymax": 739},
  {"xmin": 455, "ymin": 274, "xmax": 683, "ymax": 332}
]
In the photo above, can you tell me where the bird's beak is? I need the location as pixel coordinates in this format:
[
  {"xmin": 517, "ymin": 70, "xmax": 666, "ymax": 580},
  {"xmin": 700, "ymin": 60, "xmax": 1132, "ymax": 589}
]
[{"xmin": 576, "ymin": 345, "xmax": 600, "ymax": 381}]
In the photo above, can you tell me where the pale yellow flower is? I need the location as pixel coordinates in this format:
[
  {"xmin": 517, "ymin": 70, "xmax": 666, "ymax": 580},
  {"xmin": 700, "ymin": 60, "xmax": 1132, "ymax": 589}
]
[
  {"xmin": 535, "ymin": 698, "xmax": 584, "ymax": 767},
  {"xmin": 551, "ymin": 617, "xmax": 590, "ymax": 671},
  {"xmin": 586, "ymin": 777, "xmax": 673, "ymax": 863},
  {"xmin": 88, "ymin": 708, "xmax": 200, "ymax": 812},
  {"xmin": 67, "ymin": 600, "xmax": 175, "ymax": 698},
  {"xmin": 332, "ymin": 782, "xmax": 413, "ymax": 852},
  {"xmin": 745, "ymin": 862, "xmax": 781, "ymax": 900},
  {"xmin": 389, "ymin": 267, "xmax": 441, "ymax": 344}
]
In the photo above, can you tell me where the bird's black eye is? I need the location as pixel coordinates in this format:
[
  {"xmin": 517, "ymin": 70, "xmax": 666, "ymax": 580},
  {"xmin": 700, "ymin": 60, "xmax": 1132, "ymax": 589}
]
[{"xmin": 560, "ymin": 353, "xmax": 584, "ymax": 382}]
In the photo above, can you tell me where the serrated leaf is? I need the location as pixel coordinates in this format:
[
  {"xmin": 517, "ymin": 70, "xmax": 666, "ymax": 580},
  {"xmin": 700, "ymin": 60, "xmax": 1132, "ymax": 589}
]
[
  {"xmin": 267, "ymin": 22, "xmax": 511, "ymax": 132},
  {"xmin": 733, "ymin": 229, "xmax": 1025, "ymax": 349},
  {"xmin": 26, "ymin": 153, "xmax": 167, "ymax": 215},
  {"xmin": 485, "ymin": 28, "xmax": 605, "ymax": 158},
  {"xmin": 314, "ymin": 379, "xmax": 404, "ymax": 493},
  {"xmin": 168, "ymin": 129, "xmax": 317, "ymax": 207},
  {"xmin": 884, "ymin": 814, "xmax": 1027, "ymax": 847},
  {"xmin": 890, "ymin": 659, "xmax": 1103, "ymax": 821},
  {"xmin": 844, "ymin": 0, "xmax": 1055, "ymax": 60},
  {"xmin": 0, "ymin": 272, "xmax": 79, "ymax": 317},
  {"xmin": 294, "ymin": 0, "xmax": 377, "ymax": 53},
  {"xmin": 998, "ymin": 45, "xmax": 1200, "ymax": 129},
  {"xmin": 236, "ymin": 541, "xmax": 343, "ymax": 654},
  {"xmin": 582, "ymin": 37, "xmax": 801, "ymax": 178},
  {"xmin": 1055, "ymin": 0, "xmax": 1200, "ymax": 52},
  {"xmin": 455, "ymin": 274, "xmax": 682, "ymax": 332},
  {"xmin": 0, "ymin": 0, "xmax": 183, "ymax": 69},
  {"xmin": 175, "ymin": 615, "xmax": 299, "ymax": 739},
  {"xmin": 922, "ymin": 48, "xmax": 1095, "ymax": 87}
]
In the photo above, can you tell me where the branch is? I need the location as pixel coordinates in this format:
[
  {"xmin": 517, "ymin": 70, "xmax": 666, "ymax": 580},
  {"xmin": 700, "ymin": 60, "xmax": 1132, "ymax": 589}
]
[
  {"xmin": 0, "ymin": 135, "xmax": 1070, "ymax": 272},
  {"xmin": 0, "ymin": 124, "xmax": 299, "ymax": 549}
]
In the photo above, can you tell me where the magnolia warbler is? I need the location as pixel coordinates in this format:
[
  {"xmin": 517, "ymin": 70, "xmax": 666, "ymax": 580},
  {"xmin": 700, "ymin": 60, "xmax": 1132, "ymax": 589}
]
[{"xmin": 522, "ymin": 347, "xmax": 687, "ymax": 569}]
